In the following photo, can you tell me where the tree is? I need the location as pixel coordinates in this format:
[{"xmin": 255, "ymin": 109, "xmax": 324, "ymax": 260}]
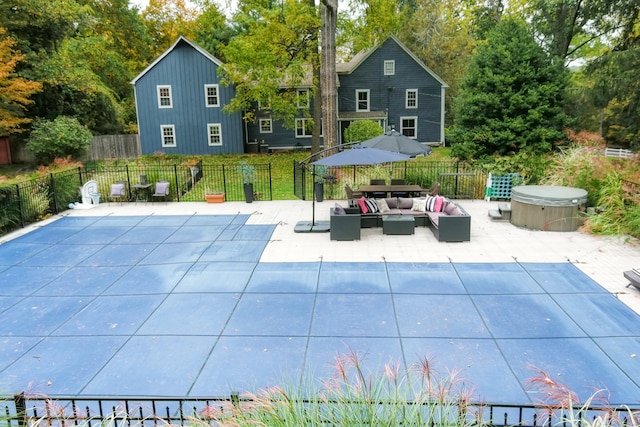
[
  {"xmin": 0, "ymin": 28, "xmax": 42, "ymax": 135},
  {"xmin": 344, "ymin": 119, "xmax": 383, "ymax": 143},
  {"xmin": 26, "ymin": 116, "xmax": 93, "ymax": 163},
  {"xmin": 221, "ymin": 0, "xmax": 321, "ymax": 130},
  {"xmin": 141, "ymin": 0, "xmax": 200, "ymax": 57},
  {"xmin": 402, "ymin": 0, "xmax": 476, "ymax": 126},
  {"xmin": 449, "ymin": 18, "xmax": 571, "ymax": 160},
  {"xmin": 339, "ymin": 0, "xmax": 406, "ymax": 55},
  {"xmin": 586, "ymin": 13, "xmax": 640, "ymax": 149},
  {"xmin": 193, "ymin": 0, "xmax": 237, "ymax": 61}
]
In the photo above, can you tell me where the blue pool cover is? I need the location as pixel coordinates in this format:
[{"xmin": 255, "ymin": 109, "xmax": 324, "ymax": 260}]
[{"xmin": 0, "ymin": 214, "xmax": 639, "ymax": 405}]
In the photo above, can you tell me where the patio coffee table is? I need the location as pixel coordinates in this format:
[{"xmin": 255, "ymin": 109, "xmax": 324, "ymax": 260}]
[{"xmin": 382, "ymin": 215, "xmax": 415, "ymax": 235}]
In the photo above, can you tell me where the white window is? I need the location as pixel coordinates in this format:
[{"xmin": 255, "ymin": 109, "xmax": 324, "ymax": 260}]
[
  {"xmin": 204, "ymin": 84, "xmax": 219, "ymax": 107},
  {"xmin": 400, "ymin": 116, "xmax": 417, "ymax": 138},
  {"xmin": 295, "ymin": 118, "xmax": 313, "ymax": 137},
  {"xmin": 356, "ymin": 89, "xmax": 370, "ymax": 112},
  {"xmin": 296, "ymin": 89, "xmax": 309, "ymax": 108},
  {"xmin": 384, "ymin": 60, "xmax": 395, "ymax": 75},
  {"xmin": 259, "ymin": 119, "xmax": 272, "ymax": 133},
  {"xmin": 406, "ymin": 89, "xmax": 418, "ymax": 109},
  {"xmin": 161, "ymin": 125, "xmax": 176, "ymax": 146},
  {"xmin": 157, "ymin": 85, "xmax": 172, "ymax": 108},
  {"xmin": 207, "ymin": 123, "xmax": 222, "ymax": 146}
]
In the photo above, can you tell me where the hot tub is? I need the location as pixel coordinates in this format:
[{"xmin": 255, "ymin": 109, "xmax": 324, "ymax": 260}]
[{"xmin": 510, "ymin": 185, "xmax": 587, "ymax": 231}]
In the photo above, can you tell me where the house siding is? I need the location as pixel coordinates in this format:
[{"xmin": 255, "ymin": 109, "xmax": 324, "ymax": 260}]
[
  {"xmin": 338, "ymin": 38, "xmax": 444, "ymax": 144},
  {"xmin": 134, "ymin": 40, "xmax": 244, "ymax": 155}
]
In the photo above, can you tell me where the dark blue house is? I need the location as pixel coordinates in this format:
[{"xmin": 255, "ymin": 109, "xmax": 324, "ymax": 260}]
[
  {"xmin": 134, "ymin": 36, "xmax": 447, "ymax": 153},
  {"xmin": 247, "ymin": 36, "xmax": 448, "ymax": 149},
  {"xmin": 336, "ymin": 36, "xmax": 448, "ymax": 145},
  {"xmin": 131, "ymin": 36, "xmax": 244, "ymax": 155}
]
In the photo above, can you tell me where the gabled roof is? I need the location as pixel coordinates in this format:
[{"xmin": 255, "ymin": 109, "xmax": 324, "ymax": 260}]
[
  {"xmin": 336, "ymin": 35, "xmax": 449, "ymax": 88},
  {"xmin": 131, "ymin": 36, "xmax": 224, "ymax": 85}
]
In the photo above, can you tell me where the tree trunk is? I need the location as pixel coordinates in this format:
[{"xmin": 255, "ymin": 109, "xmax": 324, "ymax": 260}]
[
  {"xmin": 311, "ymin": 0, "xmax": 322, "ymax": 156},
  {"xmin": 321, "ymin": 0, "xmax": 338, "ymax": 151}
]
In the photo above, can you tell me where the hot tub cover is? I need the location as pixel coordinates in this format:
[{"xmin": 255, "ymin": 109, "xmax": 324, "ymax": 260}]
[{"xmin": 511, "ymin": 185, "xmax": 587, "ymax": 206}]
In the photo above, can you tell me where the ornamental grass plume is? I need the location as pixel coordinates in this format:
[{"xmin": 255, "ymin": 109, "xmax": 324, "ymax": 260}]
[{"xmin": 526, "ymin": 366, "xmax": 640, "ymax": 427}]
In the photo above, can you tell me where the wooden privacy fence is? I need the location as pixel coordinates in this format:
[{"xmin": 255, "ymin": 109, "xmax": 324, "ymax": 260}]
[{"xmin": 87, "ymin": 134, "xmax": 141, "ymax": 160}]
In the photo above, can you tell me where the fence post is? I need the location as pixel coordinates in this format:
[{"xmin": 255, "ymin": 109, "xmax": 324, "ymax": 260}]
[
  {"xmin": 173, "ymin": 164, "xmax": 179, "ymax": 201},
  {"xmin": 13, "ymin": 393, "xmax": 26, "ymax": 427},
  {"xmin": 49, "ymin": 172, "xmax": 59, "ymax": 215}
]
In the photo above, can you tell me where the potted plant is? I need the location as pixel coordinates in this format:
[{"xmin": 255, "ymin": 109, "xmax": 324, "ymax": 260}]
[
  {"xmin": 313, "ymin": 165, "xmax": 329, "ymax": 202},
  {"xmin": 238, "ymin": 162, "xmax": 256, "ymax": 203},
  {"xmin": 205, "ymin": 188, "xmax": 225, "ymax": 203}
]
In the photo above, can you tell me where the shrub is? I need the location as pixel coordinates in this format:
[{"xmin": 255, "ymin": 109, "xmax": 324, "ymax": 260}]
[
  {"xmin": 344, "ymin": 119, "xmax": 384, "ymax": 143},
  {"xmin": 27, "ymin": 116, "xmax": 93, "ymax": 164}
]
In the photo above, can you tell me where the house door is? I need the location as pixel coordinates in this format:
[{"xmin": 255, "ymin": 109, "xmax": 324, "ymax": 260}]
[{"xmin": 0, "ymin": 137, "xmax": 10, "ymax": 164}]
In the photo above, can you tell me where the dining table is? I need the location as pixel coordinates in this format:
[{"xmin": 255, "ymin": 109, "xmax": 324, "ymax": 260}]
[{"xmin": 358, "ymin": 184, "xmax": 422, "ymax": 198}]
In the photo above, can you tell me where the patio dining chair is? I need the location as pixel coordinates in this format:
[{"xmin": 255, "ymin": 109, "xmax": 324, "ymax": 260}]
[
  {"xmin": 369, "ymin": 179, "xmax": 387, "ymax": 198},
  {"xmin": 152, "ymin": 180, "xmax": 170, "ymax": 203},
  {"xmin": 390, "ymin": 178, "xmax": 408, "ymax": 198},
  {"xmin": 420, "ymin": 182, "xmax": 440, "ymax": 197},
  {"xmin": 108, "ymin": 181, "xmax": 126, "ymax": 205},
  {"xmin": 344, "ymin": 184, "xmax": 363, "ymax": 207}
]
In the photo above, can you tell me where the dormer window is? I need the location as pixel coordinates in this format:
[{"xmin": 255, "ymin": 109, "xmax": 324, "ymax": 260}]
[{"xmin": 384, "ymin": 60, "xmax": 395, "ymax": 75}]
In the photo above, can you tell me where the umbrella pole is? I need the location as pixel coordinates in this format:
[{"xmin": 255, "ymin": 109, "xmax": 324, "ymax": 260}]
[{"xmin": 294, "ymin": 167, "xmax": 330, "ymax": 233}]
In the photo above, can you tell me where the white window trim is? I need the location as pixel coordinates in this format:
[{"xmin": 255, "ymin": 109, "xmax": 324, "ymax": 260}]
[
  {"xmin": 406, "ymin": 89, "xmax": 418, "ymax": 109},
  {"xmin": 160, "ymin": 124, "xmax": 176, "ymax": 147},
  {"xmin": 400, "ymin": 116, "xmax": 418, "ymax": 139},
  {"xmin": 204, "ymin": 84, "xmax": 219, "ymax": 107},
  {"xmin": 384, "ymin": 60, "xmax": 395, "ymax": 76},
  {"xmin": 207, "ymin": 123, "xmax": 222, "ymax": 146},
  {"xmin": 296, "ymin": 89, "xmax": 310, "ymax": 108},
  {"xmin": 295, "ymin": 118, "xmax": 313, "ymax": 138},
  {"xmin": 157, "ymin": 85, "xmax": 172, "ymax": 108},
  {"xmin": 356, "ymin": 89, "xmax": 370, "ymax": 112},
  {"xmin": 259, "ymin": 118, "xmax": 273, "ymax": 134}
]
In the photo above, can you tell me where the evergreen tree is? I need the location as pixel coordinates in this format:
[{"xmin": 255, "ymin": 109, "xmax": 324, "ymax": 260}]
[{"xmin": 449, "ymin": 18, "xmax": 570, "ymax": 160}]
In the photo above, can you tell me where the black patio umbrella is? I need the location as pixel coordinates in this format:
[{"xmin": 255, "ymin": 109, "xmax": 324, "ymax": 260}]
[
  {"xmin": 294, "ymin": 146, "xmax": 410, "ymax": 233},
  {"xmin": 311, "ymin": 145, "xmax": 411, "ymax": 166},
  {"xmin": 359, "ymin": 131, "xmax": 432, "ymax": 157}
]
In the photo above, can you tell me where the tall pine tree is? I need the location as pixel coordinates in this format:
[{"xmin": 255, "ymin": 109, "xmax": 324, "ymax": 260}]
[{"xmin": 449, "ymin": 18, "xmax": 570, "ymax": 160}]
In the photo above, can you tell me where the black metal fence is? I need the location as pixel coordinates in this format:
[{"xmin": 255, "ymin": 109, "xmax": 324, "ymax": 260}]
[
  {"xmin": 0, "ymin": 162, "xmax": 272, "ymax": 237},
  {"xmin": 294, "ymin": 160, "xmax": 489, "ymax": 202},
  {"xmin": 3, "ymin": 394, "xmax": 639, "ymax": 427}
]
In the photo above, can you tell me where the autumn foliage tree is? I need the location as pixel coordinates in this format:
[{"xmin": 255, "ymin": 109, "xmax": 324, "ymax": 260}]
[{"xmin": 0, "ymin": 28, "xmax": 42, "ymax": 135}]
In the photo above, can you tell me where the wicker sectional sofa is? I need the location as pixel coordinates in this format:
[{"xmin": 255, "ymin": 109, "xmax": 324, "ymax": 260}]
[{"xmin": 330, "ymin": 197, "xmax": 471, "ymax": 242}]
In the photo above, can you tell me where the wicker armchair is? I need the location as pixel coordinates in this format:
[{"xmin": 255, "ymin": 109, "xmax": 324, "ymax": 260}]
[
  {"xmin": 344, "ymin": 184, "xmax": 363, "ymax": 207},
  {"xmin": 420, "ymin": 182, "xmax": 440, "ymax": 197}
]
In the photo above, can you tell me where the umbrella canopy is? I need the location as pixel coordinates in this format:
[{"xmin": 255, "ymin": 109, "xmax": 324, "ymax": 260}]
[
  {"xmin": 311, "ymin": 145, "xmax": 410, "ymax": 166},
  {"xmin": 359, "ymin": 131, "xmax": 432, "ymax": 157}
]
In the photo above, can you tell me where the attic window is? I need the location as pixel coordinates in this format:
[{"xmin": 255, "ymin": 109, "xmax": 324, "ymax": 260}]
[
  {"xmin": 157, "ymin": 85, "xmax": 172, "ymax": 108},
  {"xmin": 384, "ymin": 60, "xmax": 395, "ymax": 76}
]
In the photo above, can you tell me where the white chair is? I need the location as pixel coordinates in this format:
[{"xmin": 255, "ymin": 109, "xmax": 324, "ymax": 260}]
[
  {"xmin": 108, "ymin": 182, "xmax": 126, "ymax": 205},
  {"xmin": 152, "ymin": 180, "xmax": 170, "ymax": 203}
]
